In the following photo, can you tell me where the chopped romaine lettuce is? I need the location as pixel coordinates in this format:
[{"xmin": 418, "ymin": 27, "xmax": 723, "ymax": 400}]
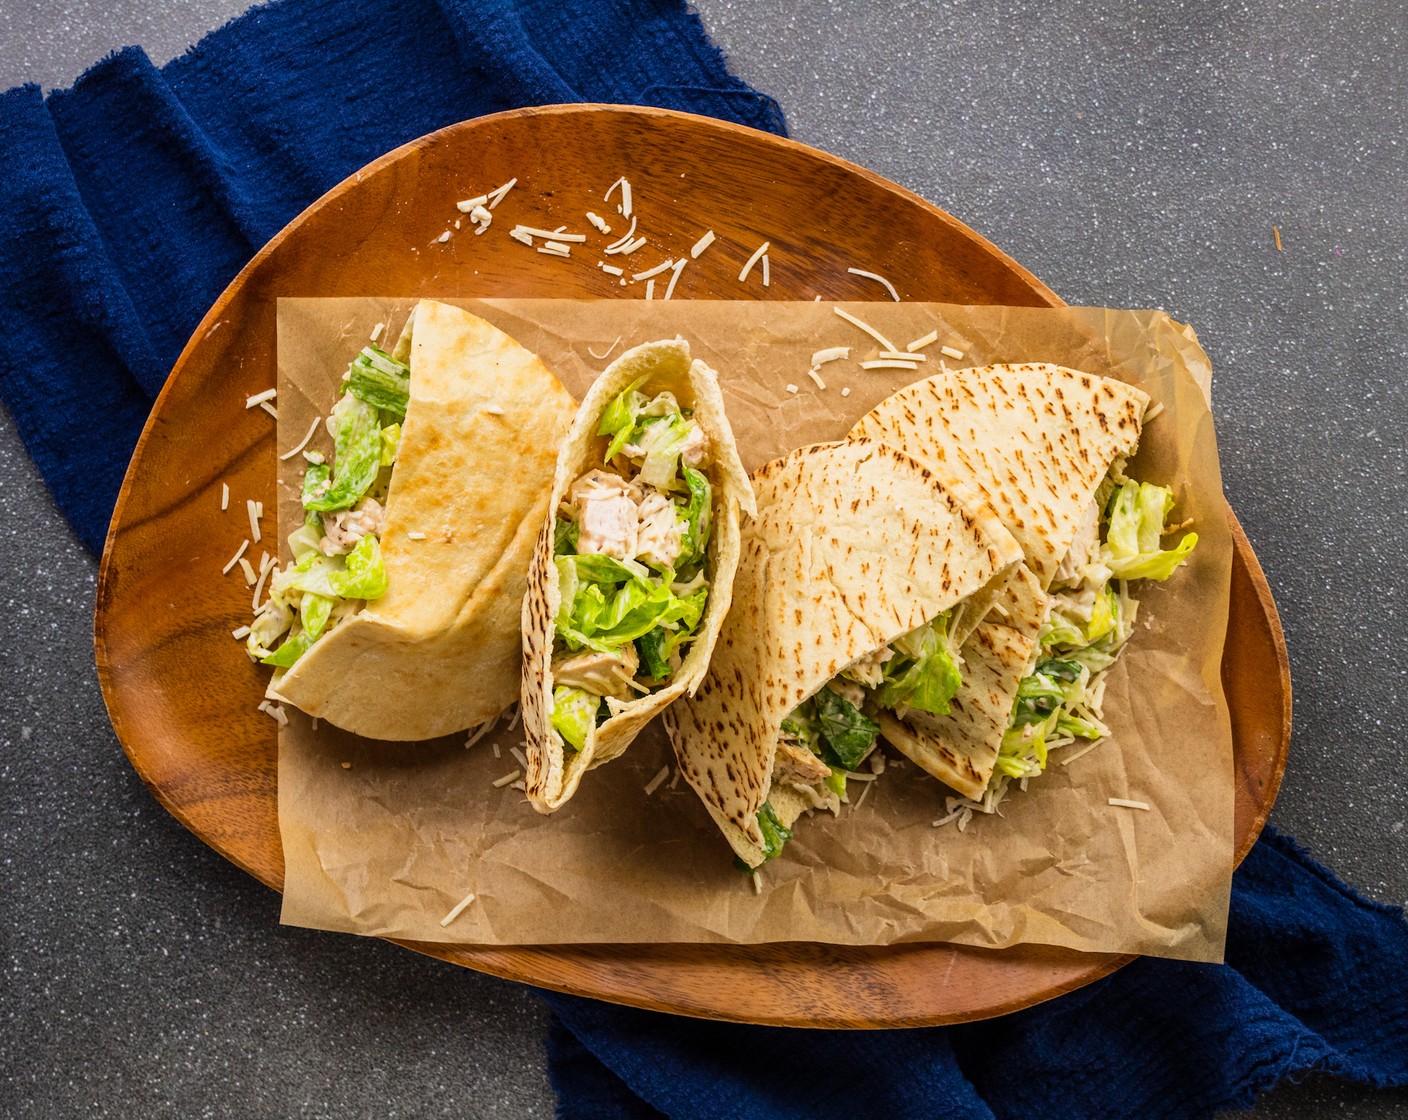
[
  {"xmin": 259, "ymin": 632, "xmax": 312, "ymax": 668},
  {"xmin": 379, "ymin": 422, "xmax": 401, "ymax": 466},
  {"xmin": 597, "ymin": 376, "xmax": 651, "ymax": 462},
  {"xmin": 346, "ymin": 346, "xmax": 410, "ymax": 419},
  {"xmin": 551, "ymin": 685, "xmax": 600, "ymax": 751},
  {"xmin": 813, "ymin": 686, "xmax": 880, "ymax": 770},
  {"xmin": 303, "ymin": 395, "xmax": 383, "ymax": 512},
  {"xmin": 756, "ymin": 801, "xmax": 792, "ymax": 862},
  {"xmin": 1104, "ymin": 480, "xmax": 1198, "ymax": 581},
  {"xmin": 636, "ymin": 415, "xmax": 696, "ymax": 489},
  {"xmin": 300, "ymin": 592, "xmax": 334, "ymax": 642},
  {"xmin": 554, "ymin": 516, "xmax": 579, "ymax": 556},
  {"xmin": 872, "ymin": 612, "xmax": 963, "ymax": 715},
  {"xmin": 678, "ymin": 466, "xmax": 712, "ymax": 567},
  {"xmin": 327, "ymin": 534, "xmax": 388, "ymax": 600}
]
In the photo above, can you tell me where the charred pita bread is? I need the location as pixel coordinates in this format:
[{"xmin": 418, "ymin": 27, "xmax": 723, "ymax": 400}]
[
  {"xmin": 522, "ymin": 339, "xmax": 755, "ymax": 813},
  {"xmin": 665, "ymin": 439, "xmax": 1024, "ymax": 868}
]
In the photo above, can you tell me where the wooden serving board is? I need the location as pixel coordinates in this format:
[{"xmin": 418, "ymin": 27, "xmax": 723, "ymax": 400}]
[{"xmin": 94, "ymin": 105, "xmax": 1291, "ymax": 1028}]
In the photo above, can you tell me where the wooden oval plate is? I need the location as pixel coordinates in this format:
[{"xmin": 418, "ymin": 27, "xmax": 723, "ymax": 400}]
[{"xmin": 94, "ymin": 105, "xmax": 1290, "ymax": 1028}]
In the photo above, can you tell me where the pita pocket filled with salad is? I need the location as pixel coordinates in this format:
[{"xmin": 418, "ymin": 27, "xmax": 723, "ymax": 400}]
[
  {"xmin": 521, "ymin": 338, "xmax": 755, "ymax": 813},
  {"xmin": 246, "ymin": 300, "xmax": 576, "ymax": 741}
]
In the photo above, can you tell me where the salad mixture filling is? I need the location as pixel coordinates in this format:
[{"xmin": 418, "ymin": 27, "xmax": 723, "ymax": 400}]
[
  {"xmin": 950, "ymin": 467, "xmax": 1199, "ymax": 821},
  {"xmin": 547, "ymin": 377, "xmax": 716, "ymax": 753},
  {"xmin": 245, "ymin": 346, "xmax": 407, "ymax": 667},
  {"xmin": 755, "ymin": 610, "xmax": 966, "ymax": 862}
]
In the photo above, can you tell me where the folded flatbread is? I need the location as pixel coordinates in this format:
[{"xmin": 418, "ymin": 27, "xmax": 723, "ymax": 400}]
[
  {"xmin": 522, "ymin": 339, "xmax": 755, "ymax": 813},
  {"xmin": 266, "ymin": 300, "xmax": 577, "ymax": 740},
  {"xmin": 665, "ymin": 439, "xmax": 1024, "ymax": 868},
  {"xmin": 850, "ymin": 363, "xmax": 1151, "ymax": 798}
]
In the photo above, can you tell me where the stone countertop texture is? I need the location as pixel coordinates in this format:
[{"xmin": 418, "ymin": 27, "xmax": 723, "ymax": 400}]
[{"xmin": 1, "ymin": 2, "xmax": 1404, "ymax": 1117}]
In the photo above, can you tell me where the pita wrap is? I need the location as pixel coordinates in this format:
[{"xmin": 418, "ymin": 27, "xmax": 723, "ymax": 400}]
[
  {"xmin": 665, "ymin": 440, "xmax": 1024, "ymax": 868},
  {"xmin": 850, "ymin": 363, "xmax": 1156, "ymax": 803},
  {"xmin": 267, "ymin": 300, "xmax": 576, "ymax": 740},
  {"xmin": 850, "ymin": 363, "xmax": 1149, "ymax": 589},
  {"xmin": 522, "ymin": 339, "xmax": 755, "ymax": 813}
]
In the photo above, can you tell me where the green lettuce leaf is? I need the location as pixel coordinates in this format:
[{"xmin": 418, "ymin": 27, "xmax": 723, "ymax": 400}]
[
  {"xmin": 873, "ymin": 613, "xmax": 963, "ymax": 715},
  {"xmin": 1104, "ymin": 480, "xmax": 1197, "ymax": 582},
  {"xmin": 327, "ymin": 534, "xmax": 388, "ymax": 600},
  {"xmin": 813, "ymin": 686, "xmax": 880, "ymax": 770},
  {"xmin": 303, "ymin": 395, "xmax": 383, "ymax": 512},
  {"xmin": 756, "ymin": 801, "xmax": 793, "ymax": 862},
  {"xmin": 1108, "ymin": 532, "xmax": 1199, "ymax": 581},
  {"xmin": 346, "ymin": 346, "xmax": 410, "ymax": 419},
  {"xmin": 597, "ymin": 375, "xmax": 650, "ymax": 462},
  {"xmin": 550, "ymin": 686, "xmax": 600, "ymax": 752},
  {"xmin": 678, "ymin": 466, "xmax": 713, "ymax": 567},
  {"xmin": 300, "ymin": 592, "xmax": 335, "ymax": 642},
  {"xmin": 260, "ymin": 632, "xmax": 311, "ymax": 668},
  {"xmin": 554, "ymin": 517, "xmax": 579, "ymax": 556}
]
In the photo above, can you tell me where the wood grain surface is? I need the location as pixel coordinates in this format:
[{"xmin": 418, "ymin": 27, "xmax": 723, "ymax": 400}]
[{"xmin": 94, "ymin": 105, "xmax": 1291, "ymax": 1028}]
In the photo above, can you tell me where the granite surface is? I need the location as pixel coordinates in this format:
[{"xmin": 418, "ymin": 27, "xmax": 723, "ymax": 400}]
[{"xmin": 1, "ymin": 2, "xmax": 1405, "ymax": 1117}]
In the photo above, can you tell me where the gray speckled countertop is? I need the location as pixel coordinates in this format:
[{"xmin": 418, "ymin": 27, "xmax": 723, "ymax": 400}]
[{"xmin": 2, "ymin": 3, "xmax": 1405, "ymax": 1118}]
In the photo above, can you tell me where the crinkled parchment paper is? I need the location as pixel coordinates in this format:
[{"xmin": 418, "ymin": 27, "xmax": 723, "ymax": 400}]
[{"xmin": 274, "ymin": 299, "xmax": 1232, "ymax": 962}]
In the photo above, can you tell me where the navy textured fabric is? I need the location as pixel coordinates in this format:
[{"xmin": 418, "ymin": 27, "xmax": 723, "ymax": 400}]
[
  {"xmin": 545, "ymin": 826, "xmax": 1408, "ymax": 1120},
  {"xmin": 4, "ymin": 6, "xmax": 1405, "ymax": 1119},
  {"xmin": 0, "ymin": 0, "xmax": 783, "ymax": 553}
]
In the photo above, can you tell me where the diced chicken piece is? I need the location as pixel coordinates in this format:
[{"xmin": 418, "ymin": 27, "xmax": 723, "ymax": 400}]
[
  {"xmin": 679, "ymin": 421, "xmax": 710, "ymax": 468},
  {"xmin": 773, "ymin": 739, "xmax": 832, "ymax": 786},
  {"xmin": 553, "ymin": 644, "xmax": 640, "ymax": 698},
  {"xmin": 636, "ymin": 491, "xmax": 684, "ymax": 569},
  {"xmin": 570, "ymin": 470, "xmax": 639, "ymax": 560},
  {"xmin": 841, "ymin": 645, "xmax": 894, "ymax": 688},
  {"xmin": 829, "ymin": 678, "xmax": 867, "ymax": 709},
  {"xmin": 1053, "ymin": 500, "xmax": 1102, "ymax": 587},
  {"xmin": 320, "ymin": 498, "xmax": 385, "ymax": 556}
]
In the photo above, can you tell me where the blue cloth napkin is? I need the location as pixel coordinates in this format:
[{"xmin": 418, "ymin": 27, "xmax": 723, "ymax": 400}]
[
  {"xmin": 3, "ymin": 5, "xmax": 1403, "ymax": 1118},
  {"xmin": 543, "ymin": 827, "xmax": 1408, "ymax": 1119}
]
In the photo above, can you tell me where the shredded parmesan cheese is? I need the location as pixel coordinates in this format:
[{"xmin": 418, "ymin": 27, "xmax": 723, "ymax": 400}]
[
  {"xmin": 1108, "ymin": 798, "xmax": 1151, "ymax": 811},
  {"xmin": 906, "ymin": 330, "xmax": 938, "ymax": 352},
  {"xmin": 832, "ymin": 306, "xmax": 897, "ymax": 352},
  {"xmin": 246, "ymin": 500, "xmax": 262, "ymax": 544},
  {"xmin": 840, "ymin": 387, "xmax": 851, "ymax": 397},
  {"xmin": 847, "ymin": 267, "xmax": 900, "ymax": 301},
  {"xmin": 633, "ymin": 258, "xmax": 675, "ymax": 282},
  {"xmin": 492, "ymin": 769, "xmax": 522, "ymax": 789},
  {"xmin": 645, "ymin": 278, "xmax": 656, "ymax": 300},
  {"xmin": 854, "ymin": 780, "xmax": 874, "ymax": 809},
  {"xmin": 878, "ymin": 350, "xmax": 924, "ymax": 362},
  {"xmin": 604, "ymin": 216, "xmax": 638, "ymax": 253},
  {"xmin": 538, "ymin": 244, "xmax": 570, "ymax": 258},
  {"xmin": 505, "ymin": 704, "xmax": 521, "ymax": 732},
  {"xmin": 231, "ymin": 625, "xmax": 250, "ymax": 640},
  {"xmin": 1145, "ymin": 402, "xmax": 1165, "ymax": 422},
  {"xmin": 586, "ymin": 211, "xmax": 611, "ymax": 234},
  {"xmin": 439, "ymin": 890, "xmax": 477, "ymax": 928},
  {"xmin": 222, "ymin": 539, "xmax": 249, "ymax": 575},
  {"xmin": 605, "ymin": 177, "xmax": 632, "ymax": 218},
  {"xmin": 860, "ymin": 360, "xmax": 921, "ymax": 371},
  {"xmin": 644, "ymin": 766, "xmax": 670, "ymax": 796},
  {"xmin": 598, "ymin": 262, "xmax": 624, "ymax": 277},
  {"xmin": 1059, "ymin": 742, "xmax": 1102, "ymax": 767},
  {"xmin": 238, "ymin": 557, "xmax": 257, "ymax": 585},
  {"xmin": 279, "ymin": 415, "xmax": 322, "ymax": 461},
  {"xmin": 370, "ymin": 321, "xmax": 385, "ymax": 342},
  {"xmin": 456, "ymin": 194, "xmax": 488, "ymax": 212},
  {"xmin": 751, "ymin": 871, "xmax": 762, "ymax": 895},
  {"xmin": 487, "ymin": 178, "xmax": 516, "ymax": 208},
  {"xmin": 806, "ymin": 368, "xmax": 826, "ymax": 390},
  {"xmin": 509, "ymin": 228, "xmax": 534, "ymax": 246},
  {"xmin": 663, "ymin": 258, "xmax": 687, "ymax": 301},
  {"xmin": 510, "ymin": 745, "xmax": 529, "ymax": 770},
  {"xmin": 435, "ymin": 231, "xmax": 452, "ymax": 244},
  {"xmin": 761, "ymin": 253, "xmax": 770, "ymax": 287},
  {"xmin": 492, "ymin": 742, "xmax": 501, "ymax": 759},
  {"xmin": 245, "ymin": 388, "xmax": 276, "ymax": 409},
  {"xmin": 250, "ymin": 554, "xmax": 275, "ymax": 613},
  {"xmin": 785, "ymin": 383, "xmax": 798, "ymax": 394},
  {"xmin": 588, "ymin": 336, "xmax": 622, "ymax": 361},
  {"xmin": 690, "ymin": 229, "xmax": 715, "ymax": 258},
  {"xmin": 221, "ymin": 483, "xmax": 229, "ymax": 510},
  {"xmin": 618, "ymin": 237, "xmax": 647, "ymax": 255},
  {"xmin": 407, "ymin": 531, "xmax": 426, "ymax": 540},
  {"xmin": 260, "ymin": 401, "xmax": 278, "ymax": 420},
  {"xmin": 669, "ymin": 767, "xmax": 681, "ymax": 790},
  {"xmin": 464, "ymin": 715, "xmax": 501, "ymax": 750},
  {"xmin": 940, "ymin": 345, "xmax": 965, "ymax": 360},
  {"xmin": 738, "ymin": 241, "xmax": 770, "ymax": 283},
  {"xmin": 469, "ymin": 205, "xmax": 492, "ymax": 226},
  {"xmin": 811, "ymin": 347, "xmax": 849, "ymax": 366}
]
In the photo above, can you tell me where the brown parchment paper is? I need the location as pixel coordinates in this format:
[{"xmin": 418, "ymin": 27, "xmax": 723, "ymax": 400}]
[{"xmin": 274, "ymin": 299, "xmax": 1233, "ymax": 962}]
